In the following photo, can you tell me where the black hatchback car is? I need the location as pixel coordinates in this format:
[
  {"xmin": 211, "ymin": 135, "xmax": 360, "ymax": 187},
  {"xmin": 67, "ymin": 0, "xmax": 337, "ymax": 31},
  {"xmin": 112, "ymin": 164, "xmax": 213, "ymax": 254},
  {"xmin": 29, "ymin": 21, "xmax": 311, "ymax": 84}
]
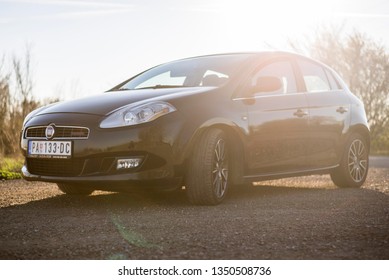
[{"xmin": 21, "ymin": 52, "xmax": 370, "ymax": 205}]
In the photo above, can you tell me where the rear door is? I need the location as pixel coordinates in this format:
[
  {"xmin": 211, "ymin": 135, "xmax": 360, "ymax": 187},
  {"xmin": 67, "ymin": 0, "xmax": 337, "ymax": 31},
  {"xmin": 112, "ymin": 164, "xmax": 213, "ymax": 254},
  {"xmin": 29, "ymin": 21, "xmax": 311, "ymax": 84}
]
[{"xmin": 296, "ymin": 58, "xmax": 351, "ymax": 168}]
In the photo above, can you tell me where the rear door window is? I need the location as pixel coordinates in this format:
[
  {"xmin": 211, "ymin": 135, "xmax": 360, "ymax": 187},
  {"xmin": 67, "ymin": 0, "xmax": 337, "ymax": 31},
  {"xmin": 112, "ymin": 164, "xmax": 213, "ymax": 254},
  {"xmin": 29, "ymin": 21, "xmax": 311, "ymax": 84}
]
[{"xmin": 297, "ymin": 59, "xmax": 331, "ymax": 92}]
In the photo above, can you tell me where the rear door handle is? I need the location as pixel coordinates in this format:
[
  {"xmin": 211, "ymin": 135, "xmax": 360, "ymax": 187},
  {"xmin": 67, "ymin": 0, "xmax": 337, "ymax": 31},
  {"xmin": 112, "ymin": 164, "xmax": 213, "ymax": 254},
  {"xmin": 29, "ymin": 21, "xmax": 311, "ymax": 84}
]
[
  {"xmin": 293, "ymin": 109, "xmax": 308, "ymax": 118},
  {"xmin": 336, "ymin": 106, "xmax": 348, "ymax": 114}
]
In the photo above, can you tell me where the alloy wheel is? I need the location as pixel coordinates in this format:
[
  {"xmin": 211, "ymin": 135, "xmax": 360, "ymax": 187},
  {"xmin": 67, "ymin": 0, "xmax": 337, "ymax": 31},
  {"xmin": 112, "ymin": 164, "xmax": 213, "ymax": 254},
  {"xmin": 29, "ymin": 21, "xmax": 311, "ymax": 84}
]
[
  {"xmin": 212, "ymin": 139, "xmax": 229, "ymax": 198},
  {"xmin": 348, "ymin": 139, "xmax": 368, "ymax": 183}
]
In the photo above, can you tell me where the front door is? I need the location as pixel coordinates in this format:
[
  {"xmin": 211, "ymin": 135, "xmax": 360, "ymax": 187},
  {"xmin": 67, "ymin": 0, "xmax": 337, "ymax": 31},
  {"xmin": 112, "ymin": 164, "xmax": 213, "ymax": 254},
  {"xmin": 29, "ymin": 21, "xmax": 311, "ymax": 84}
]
[{"xmin": 243, "ymin": 59, "xmax": 310, "ymax": 175}]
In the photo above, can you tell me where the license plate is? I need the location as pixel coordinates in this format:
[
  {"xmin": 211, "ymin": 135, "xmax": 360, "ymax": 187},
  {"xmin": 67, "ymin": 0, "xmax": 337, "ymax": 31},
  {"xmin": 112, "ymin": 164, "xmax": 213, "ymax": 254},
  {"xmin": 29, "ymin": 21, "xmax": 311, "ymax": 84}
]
[{"xmin": 28, "ymin": 140, "xmax": 72, "ymax": 159}]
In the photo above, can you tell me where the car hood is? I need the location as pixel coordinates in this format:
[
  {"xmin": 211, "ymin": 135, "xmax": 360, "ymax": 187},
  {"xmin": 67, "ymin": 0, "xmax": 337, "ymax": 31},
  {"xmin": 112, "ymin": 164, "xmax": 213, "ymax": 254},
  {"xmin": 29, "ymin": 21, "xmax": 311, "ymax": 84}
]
[{"xmin": 34, "ymin": 87, "xmax": 212, "ymax": 117}]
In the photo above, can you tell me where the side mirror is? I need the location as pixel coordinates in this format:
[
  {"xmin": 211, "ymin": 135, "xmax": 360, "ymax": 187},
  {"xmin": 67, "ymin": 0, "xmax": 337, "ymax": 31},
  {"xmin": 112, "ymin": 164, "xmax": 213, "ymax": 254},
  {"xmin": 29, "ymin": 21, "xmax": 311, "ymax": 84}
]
[{"xmin": 252, "ymin": 76, "xmax": 283, "ymax": 94}]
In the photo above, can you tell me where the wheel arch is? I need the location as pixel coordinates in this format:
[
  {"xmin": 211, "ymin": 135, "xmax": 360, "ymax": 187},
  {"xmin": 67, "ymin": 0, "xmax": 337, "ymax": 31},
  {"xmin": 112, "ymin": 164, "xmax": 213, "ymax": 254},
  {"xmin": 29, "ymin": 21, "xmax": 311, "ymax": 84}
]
[
  {"xmin": 347, "ymin": 124, "xmax": 371, "ymax": 151},
  {"xmin": 183, "ymin": 120, "xmax": 247, "ymax": 185}
]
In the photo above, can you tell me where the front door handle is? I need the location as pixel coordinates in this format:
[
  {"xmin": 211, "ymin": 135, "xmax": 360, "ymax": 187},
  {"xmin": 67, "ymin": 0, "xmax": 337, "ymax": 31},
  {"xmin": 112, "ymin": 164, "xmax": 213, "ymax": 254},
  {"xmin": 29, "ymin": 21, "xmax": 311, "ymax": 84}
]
[
  {"xmin": 336, "ymin": 106, "xmax": 348, "ymax": 114},
  {"xmin": 293, "ymin": 109, "xmax": 308, "ymax": 118}
]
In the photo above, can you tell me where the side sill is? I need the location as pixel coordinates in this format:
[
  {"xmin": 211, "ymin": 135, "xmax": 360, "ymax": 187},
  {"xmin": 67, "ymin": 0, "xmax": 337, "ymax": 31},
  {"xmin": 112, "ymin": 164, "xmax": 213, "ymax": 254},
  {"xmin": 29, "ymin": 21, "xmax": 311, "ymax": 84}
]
[{"xmin": 243, "ymin": 165, "xmax": 339, "ymax": 182}]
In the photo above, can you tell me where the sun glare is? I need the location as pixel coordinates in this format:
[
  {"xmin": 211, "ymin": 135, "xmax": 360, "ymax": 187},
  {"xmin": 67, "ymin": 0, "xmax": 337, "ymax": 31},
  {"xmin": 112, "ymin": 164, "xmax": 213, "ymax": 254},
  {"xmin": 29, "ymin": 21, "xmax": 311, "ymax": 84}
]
[{"xmin": 212, "ymin": 0, "xmax": 340, "ymax": 50}]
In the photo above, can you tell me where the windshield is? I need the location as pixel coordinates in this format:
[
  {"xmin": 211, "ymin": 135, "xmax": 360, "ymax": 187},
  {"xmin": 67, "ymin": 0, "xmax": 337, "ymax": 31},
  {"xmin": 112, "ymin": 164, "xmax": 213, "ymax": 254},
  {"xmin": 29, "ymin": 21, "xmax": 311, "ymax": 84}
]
[{"xmin": 117, "ymin": 54, "xmax": 252, "ymax": 90}]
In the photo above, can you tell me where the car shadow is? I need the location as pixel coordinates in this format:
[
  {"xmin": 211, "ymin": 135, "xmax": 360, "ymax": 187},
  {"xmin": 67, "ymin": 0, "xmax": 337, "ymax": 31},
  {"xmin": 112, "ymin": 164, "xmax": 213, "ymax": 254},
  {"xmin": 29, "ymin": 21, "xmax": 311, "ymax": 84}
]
[{"xmin": 1, "ymin": 182, "xmax": 340, "ymax": 212}]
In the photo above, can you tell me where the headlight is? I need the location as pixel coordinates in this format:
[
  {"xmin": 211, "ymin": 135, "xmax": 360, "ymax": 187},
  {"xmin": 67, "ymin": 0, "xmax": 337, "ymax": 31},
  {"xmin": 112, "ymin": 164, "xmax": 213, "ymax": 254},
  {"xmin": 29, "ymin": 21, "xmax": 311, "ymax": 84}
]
[{"xmin": 100, "ymin": 101, "xmax": 176, "ymax": 128}]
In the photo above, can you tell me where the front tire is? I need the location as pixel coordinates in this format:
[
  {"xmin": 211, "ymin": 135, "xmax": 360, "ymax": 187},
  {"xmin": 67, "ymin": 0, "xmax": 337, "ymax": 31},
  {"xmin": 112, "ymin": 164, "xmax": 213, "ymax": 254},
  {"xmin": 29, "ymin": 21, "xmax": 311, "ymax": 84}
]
[
  {"xmin": 186, "ymin": 129, "xmax": 230, "ymax": 205},
  {"xmin": 57, "ymin": 183, "xmax": 94, "ymax": 195},
  {"xmin": 331, "ymin": 133, "xmax": 369, "ymax": 188}
]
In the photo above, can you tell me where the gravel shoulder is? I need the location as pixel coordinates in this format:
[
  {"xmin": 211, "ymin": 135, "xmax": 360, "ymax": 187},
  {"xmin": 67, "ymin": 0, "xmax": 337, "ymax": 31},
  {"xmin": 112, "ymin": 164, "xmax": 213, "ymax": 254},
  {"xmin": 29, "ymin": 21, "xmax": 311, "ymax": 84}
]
[{"xmin": 0, "ymin": 162, "xmax": 388, "ymax": 260}]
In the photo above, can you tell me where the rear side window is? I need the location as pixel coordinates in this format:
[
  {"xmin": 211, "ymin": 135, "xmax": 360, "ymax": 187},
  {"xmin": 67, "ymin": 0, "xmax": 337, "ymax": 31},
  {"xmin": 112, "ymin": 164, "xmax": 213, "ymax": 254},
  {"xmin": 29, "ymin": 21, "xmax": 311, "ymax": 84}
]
[
  {"xmin": 252, "ymin": 61, "xmax": 297, "ymax": 94},
  {"xmin": 325, "ymin": 69, "xmax": 342, "ymax": 90},
  {"xmin": 298, "ymin": 59, "xmax": 331, "ymax": 92}
]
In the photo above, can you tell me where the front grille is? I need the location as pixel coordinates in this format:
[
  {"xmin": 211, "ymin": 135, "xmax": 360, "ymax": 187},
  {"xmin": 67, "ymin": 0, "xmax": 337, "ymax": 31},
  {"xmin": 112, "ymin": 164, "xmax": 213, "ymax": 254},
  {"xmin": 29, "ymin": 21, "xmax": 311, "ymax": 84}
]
[
  {"xmin": 26, "ymin": 127, "xmax": 46, "ymax": 138},
  {"xmin": 25, "ymin": 126, "xmax": 89, "ymax": 139},
  {"xmin": 27, "ymin": 158, "xmax": 85, "ymax": 177}
]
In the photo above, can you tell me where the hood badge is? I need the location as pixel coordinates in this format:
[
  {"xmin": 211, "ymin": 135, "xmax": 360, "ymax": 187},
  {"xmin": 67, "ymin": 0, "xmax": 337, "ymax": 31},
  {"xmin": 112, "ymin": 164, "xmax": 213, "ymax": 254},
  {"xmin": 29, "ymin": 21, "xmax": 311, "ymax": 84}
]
[{"xmin": 45, "ymin": 125, "xmax": 55, "ymax": 140}]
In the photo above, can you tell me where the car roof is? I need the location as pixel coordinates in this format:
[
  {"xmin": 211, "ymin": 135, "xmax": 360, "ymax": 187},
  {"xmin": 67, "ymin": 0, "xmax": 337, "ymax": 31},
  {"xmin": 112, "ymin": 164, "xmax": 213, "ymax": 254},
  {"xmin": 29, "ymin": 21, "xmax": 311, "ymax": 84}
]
[
  {"xmin": 178, "ymin": 51, "xmax": 327, "ymax": 65},
  {"xmin": 185, "ymin": 51, "xmax": 302, "ymax": 59}
]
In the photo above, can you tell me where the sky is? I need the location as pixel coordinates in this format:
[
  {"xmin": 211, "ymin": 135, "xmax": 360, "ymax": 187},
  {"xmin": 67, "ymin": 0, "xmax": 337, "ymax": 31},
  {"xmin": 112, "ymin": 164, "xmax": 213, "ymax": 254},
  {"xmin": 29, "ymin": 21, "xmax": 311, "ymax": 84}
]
[{"xmin": 1, "ymin": 0, "xmax": 389, "ymax": 100}]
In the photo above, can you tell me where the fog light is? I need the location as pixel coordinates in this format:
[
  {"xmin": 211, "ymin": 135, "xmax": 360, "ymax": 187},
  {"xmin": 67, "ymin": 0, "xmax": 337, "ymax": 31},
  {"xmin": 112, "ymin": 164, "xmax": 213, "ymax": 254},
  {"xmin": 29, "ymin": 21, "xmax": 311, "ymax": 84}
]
[
  {"xmin": 21, "ymin": 139, "xmax": 28, "ymax": 151},
  {"xmin": 117, "ymin": 158, "xmax": 142, "ymax": 170}
]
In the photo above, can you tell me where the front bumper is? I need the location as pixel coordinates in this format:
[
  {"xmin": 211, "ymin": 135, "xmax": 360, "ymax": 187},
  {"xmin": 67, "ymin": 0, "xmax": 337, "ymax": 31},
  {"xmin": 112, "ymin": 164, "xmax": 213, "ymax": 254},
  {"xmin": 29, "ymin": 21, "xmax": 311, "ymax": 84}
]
[
  {"xmin": 21, "ymin": 112, "xmax": 189, "ymax": 190},
  {"xmin": 21, "ymin": 165, "xmax": 183, "ymax": 191}
]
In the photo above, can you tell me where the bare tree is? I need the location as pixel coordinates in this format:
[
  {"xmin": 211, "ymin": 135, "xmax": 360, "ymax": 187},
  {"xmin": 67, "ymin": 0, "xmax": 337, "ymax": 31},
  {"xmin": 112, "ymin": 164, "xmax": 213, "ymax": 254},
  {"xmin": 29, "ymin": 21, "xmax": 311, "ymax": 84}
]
[
  {"xmin": 0, "ymin": 46, "xmax": 40, "ymax": 156},
  {"xmin": 0, "ymin": 56, "xmax": 11, "ymax": 155},
  {"xmin": 12, "ymin": 46, "xmax": 36, "ymax": 118},
  {"xmin": 290, "ymin": 26, "xmax": 389, "ymax": 152}
]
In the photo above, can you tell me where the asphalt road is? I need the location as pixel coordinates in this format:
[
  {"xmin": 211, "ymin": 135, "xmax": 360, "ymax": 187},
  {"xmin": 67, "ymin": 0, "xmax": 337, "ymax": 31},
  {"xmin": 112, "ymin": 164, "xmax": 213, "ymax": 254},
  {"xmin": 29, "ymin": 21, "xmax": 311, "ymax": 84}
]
[
  {"xmin": 0, "ymin": 157, "xmax": 388, "ymax": 259},
  {"xmin": 370, "ymin": 156, "xmax": 389, "ymax": 168}
]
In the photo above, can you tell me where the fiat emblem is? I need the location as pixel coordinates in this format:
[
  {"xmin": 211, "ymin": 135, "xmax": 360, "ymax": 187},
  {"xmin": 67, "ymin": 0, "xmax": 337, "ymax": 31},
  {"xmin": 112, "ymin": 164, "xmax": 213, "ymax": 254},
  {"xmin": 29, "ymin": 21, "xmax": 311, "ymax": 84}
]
[{"xmin": 45, "ymin": 125, "xmax": 55, "ymax": 139}]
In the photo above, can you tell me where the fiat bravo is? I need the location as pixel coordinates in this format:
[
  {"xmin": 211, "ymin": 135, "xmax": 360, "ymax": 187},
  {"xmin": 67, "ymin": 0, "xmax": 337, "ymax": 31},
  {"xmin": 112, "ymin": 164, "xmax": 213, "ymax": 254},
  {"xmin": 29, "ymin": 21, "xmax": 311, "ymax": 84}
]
[{"xmin": 21, "ymin": 52, "xmax": 370, "ymax": 205}]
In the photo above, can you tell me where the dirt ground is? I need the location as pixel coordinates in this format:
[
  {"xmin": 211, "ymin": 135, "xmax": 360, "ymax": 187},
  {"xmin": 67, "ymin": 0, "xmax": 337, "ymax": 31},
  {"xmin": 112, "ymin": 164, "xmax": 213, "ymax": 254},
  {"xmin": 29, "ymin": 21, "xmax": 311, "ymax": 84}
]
[{"xmin": 0, "ymin": 158, "xmax": 388, "ymax": 260}]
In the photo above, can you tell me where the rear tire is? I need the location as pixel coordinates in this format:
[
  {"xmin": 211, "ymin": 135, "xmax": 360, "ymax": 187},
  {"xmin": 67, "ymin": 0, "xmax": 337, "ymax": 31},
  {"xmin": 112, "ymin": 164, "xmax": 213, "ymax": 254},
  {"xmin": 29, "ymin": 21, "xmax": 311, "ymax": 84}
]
[
  {"xmin": 186, "ymin": 129, "xmax": 230, "ymax": 205},
  {"xmin": 331, "ymin": 133, "xmax": 369, "ymax": 188},
  {"xmin": 57, "ymin": 183, "xmax": 94, "ymax": 195}
]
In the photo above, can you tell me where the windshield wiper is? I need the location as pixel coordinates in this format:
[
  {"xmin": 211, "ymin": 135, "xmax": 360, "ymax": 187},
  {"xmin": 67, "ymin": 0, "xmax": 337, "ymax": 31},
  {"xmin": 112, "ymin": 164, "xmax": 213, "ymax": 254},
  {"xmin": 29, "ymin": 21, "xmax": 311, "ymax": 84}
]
[
  {"xmin": 137, "ymin": 85, "xmax": 188, "ymax": 90},
  {"xmin": 129, "ymin": 85, "xmax": 188, "ymax": 90}
]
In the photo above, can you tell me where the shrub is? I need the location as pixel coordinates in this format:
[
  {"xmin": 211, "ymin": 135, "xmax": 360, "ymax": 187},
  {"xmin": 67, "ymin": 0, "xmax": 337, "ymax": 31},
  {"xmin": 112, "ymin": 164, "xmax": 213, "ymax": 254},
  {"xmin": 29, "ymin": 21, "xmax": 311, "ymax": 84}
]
[{"xmin": 0, "ymin": 157, "xmax": 23, "ymax": 180}]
